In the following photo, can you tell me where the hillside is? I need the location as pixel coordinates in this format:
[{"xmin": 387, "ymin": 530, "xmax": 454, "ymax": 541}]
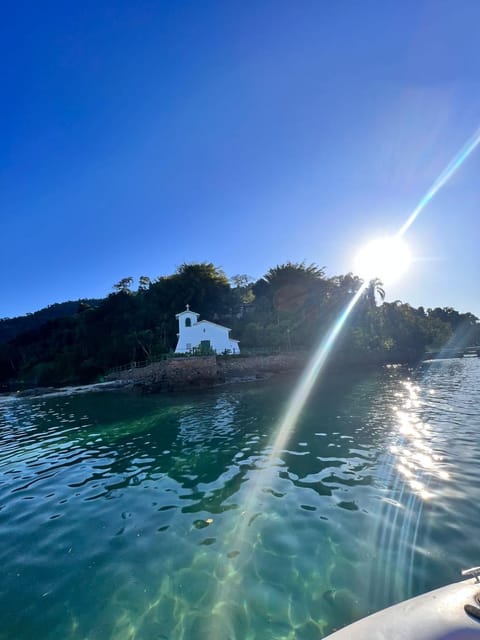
[
  {"xmin": 0, "ymin": 263, "xmax": 477, "ymax": 389},
  {"xmin": 0, "ymin": 300, "xmax": 102, "ymax": 345}
]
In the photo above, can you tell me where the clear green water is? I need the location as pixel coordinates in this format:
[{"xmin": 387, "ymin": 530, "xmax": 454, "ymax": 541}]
[{"xmin": 1, "ymin": 359, "xmax": 479, "ymax": 639}]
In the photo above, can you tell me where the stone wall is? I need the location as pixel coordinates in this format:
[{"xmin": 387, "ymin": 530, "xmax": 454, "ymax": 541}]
[
  {"xmin": 107, "ymin": 356, "xmax": 220, "ymax": 392},
  {"xmin": 107, "ymin": 353, "xmax": 308, "ymax": 393},
  {"xmin": 218, "ymin": 352, "xmax": 307, "ymax": 378}
]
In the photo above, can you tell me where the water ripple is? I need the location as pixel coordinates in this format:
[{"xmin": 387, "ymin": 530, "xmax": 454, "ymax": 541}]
[{"xmin": 0, "ymin": 362, "xmax": 479, "ymax": 638}]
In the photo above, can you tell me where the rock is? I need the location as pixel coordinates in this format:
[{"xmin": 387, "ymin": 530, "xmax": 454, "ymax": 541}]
[{"xmin": 112, "ymin": 353, "xmax": 308, "ymax": 394}]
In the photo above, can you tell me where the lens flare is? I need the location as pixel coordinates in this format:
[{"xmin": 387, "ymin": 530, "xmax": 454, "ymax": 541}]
[
  {"xmin": 212, "ymin": 123, "xmax": 480, "ymax": 637},
  {"xmin": 398, "ymin": 125, "xmax": 480, "ymax": 237}
]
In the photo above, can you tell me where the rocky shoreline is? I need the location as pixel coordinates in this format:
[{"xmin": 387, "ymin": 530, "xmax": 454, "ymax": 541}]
[
  {"xmin": 1, "ymin": 380, "xmax": 131, "ymax": 400},
  {"xmin": 0, "ymin": 354, "xmax": 308, "ymax": 400},
  {"xmin": 2, "ymin": 352, "xmax": 415, "ymax": 400},
  {"xmin": 105, "ymin": 353, "xmax": 308, "ymax": 393}
]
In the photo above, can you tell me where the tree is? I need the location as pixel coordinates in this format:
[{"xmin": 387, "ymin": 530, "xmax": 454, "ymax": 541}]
[
  {"xmin": 164, "ymin": 262, "xmax": 234, "ymax": 316},
  {"xmin": 113, "ymin": 277, "xmax": 134, "ymax": 294},
  {"xmin": 258, "ymin": 262, "xmax": 325, "ymax": 289},
  {"xmin": 365, "ymin": 278, "xmax": 385, "ymax": 307},
  {"xmin": 1, "ymin": 258, "xmax": 478, "ymax": 388},
  {"xmin": 253, "ymin": 262, "xmax": 326, "ymax": 312},
  {"xmin": 138, "ymin": 276, "xmax": 151, "ymax": 291},
  {"xmin": 231, "ymin": 274, "xmax": 254, "ymax": 305}
]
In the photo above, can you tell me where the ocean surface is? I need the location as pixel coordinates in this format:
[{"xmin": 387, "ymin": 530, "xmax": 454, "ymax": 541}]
[{"xmin": 1, "ymin": 358, "xmax": 479, "ymax": 639}]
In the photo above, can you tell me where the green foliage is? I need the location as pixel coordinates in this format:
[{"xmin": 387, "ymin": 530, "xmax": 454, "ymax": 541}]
[
  {"xmin": 0, "ymin": 260, "xmax": 478, "ymax": 389},
  {"xmin": 113, "ymin": 277, "xmax": 134, "ymax": 294},
  {"xmin": 138, "ymin": 276, "xmax": 151, "ymax": 291},
  {"xmin": 193, "ymin": 342, "xmax": 216, "ymax": 356},
  {"xmin": 231, "ymin": 274, "xmax": 255, "ymax": 305}
]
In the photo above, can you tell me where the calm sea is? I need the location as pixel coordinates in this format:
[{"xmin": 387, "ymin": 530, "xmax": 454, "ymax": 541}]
[{"xmin": 1, "ymin": 358, "xmax": 479, "ymax": 639}]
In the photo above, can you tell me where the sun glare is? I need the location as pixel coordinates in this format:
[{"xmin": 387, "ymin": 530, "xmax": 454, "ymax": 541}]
[{"xmin": 354, "ymin": 235, "xmax": 412, "ymax": 284}]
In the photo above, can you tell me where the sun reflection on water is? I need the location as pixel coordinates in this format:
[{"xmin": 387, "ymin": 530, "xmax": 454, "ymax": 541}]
[
  {"xmin": 390, "ymin": 381, "xmax": 449, "ymax": 502},
  {"xmin": 371, "ymin": 375, "xmax": 455, "ymax": 609}
]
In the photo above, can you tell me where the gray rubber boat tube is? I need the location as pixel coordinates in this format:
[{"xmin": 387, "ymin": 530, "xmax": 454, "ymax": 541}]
[{"xmin": 322, "ymin": 578, "xmax": 480, "ymax": 640}]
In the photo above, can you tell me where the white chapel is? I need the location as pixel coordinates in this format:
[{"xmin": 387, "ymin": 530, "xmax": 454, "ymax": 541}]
[{"xmin": 174, "ymin": 305, "xmax": 240, "ymax": 355}]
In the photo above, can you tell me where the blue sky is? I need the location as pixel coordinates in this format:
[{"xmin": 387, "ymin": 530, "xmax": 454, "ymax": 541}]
[{"xmin": 1, "ymin": 1, "xmax": 479, "ymax": 318}]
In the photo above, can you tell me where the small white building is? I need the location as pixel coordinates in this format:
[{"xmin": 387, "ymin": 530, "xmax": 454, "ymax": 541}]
[{"xmin": 174, "ymin": 305, "xmax": 240, "ymax": 355}]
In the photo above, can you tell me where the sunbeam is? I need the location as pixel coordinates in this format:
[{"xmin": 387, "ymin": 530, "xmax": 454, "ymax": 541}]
[
  {"xmin": 236, "ymin": 123, "xmax": 480, "ymax": 531},
  {"xmin": 212, "ymin": 122, "xmax": 480, "ymax": 638},
  {"xmin": 238, "ymin": 283, "xmax": 367, "ymax": 528}
]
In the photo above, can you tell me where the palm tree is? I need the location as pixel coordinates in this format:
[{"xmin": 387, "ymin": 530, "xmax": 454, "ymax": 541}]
[
  {"xmin": 254, "ymin": 262, "xmax": 326, "ymax": 311},
  {"xmin": 365, "ymin": 278, "xmax": 385, "ymax": 307},
  {"xmin": 262, "ymin": 262, "xmax": 325, "ymax": 286}
]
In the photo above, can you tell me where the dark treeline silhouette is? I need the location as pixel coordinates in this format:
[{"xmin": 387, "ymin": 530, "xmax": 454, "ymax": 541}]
[
  {"xmin": 0, "ymin": 262, "xmax": 478, "ymax": 388},
  {"xmin": 0, "ymin": 299, "xmax": 102, "ymax": 344}
]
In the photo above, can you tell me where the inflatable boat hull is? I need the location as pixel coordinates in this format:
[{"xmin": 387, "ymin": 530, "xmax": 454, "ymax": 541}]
[{"xmin": 323, "ymin": 578, "xmax": 480, "ymax": 639}]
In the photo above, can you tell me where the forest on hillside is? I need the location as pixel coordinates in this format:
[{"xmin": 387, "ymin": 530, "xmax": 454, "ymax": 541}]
[{"xmin": 0, "ymin": 262, "xmax": 478, "ymax": 389}]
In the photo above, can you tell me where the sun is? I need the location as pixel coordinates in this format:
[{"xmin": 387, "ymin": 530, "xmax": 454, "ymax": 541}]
[{"xmin": 354, "ymin": 235, "xmax": 412, "ymax": 284}]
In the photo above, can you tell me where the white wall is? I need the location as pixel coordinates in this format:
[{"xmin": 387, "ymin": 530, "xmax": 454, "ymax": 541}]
[{"xmin": 175, "ymin": 313, "xmax": 240, "ymax": 354}]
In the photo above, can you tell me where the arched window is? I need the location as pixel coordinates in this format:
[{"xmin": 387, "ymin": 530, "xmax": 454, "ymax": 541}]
[{"xmin": 185, "ymin": 317, "xmax": 191, "ymax": 327}]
